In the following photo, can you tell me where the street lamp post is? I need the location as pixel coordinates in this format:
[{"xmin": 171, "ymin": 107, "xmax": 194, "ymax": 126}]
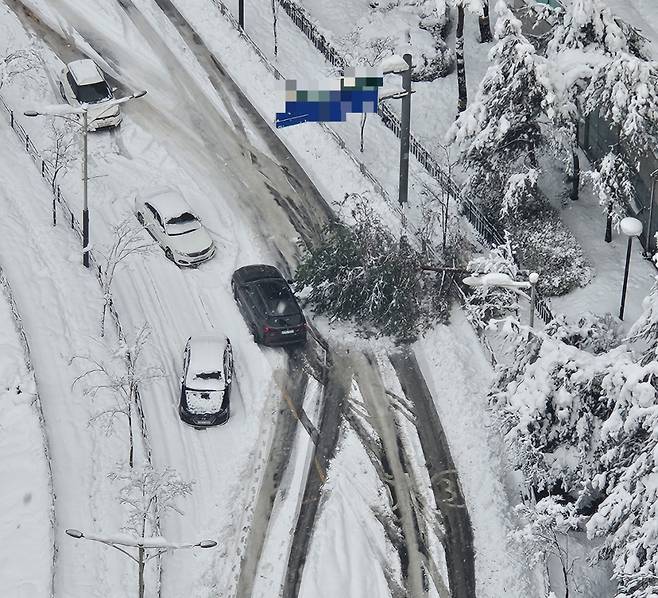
[
  {"xmin": 380, "ymin": 54, "xmax": 413, "ymax": 206},
  {"xmin": 463, "ymin": 271, "xmax": 540, "ymax": 327},
  {"xmin": 619, "ymin": 216, "xmax": 643, "ymax": 320},
  {"xmin": 24, "ymin": 90, "xmax": 147, "ymax": 268},
  {"xmin": 65, "ymin": 528, "xmax": 217, "ymax": 598}
]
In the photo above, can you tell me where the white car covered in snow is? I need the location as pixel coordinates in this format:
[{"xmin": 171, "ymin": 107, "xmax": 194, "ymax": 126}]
[
  {"xmin": 179, "ymin": 336, "xmax": 233, "ymax": 427},
  {"xmin": 58, "ymin": 59, "xmax": 122, "ymax": 130},
  {"xmin": 135, "ymin": 189, "xmax": 215, "ymax": 266}
]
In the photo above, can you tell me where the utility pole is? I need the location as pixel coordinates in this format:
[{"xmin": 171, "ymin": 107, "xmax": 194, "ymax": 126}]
[{"xmin": 398, "ymin": 53, "xmax": 412, "ymax": 206}]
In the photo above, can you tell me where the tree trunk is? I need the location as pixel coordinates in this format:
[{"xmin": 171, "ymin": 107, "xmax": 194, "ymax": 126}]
[
  {"xmin": 360, "ymin": 112, "xmax": 367, "ymax": 153},
  {"xmin": 456, "ymin": 6, "xmax": 467, "ymax": 114},
  {"xmin": 138, "ymin": 546, "xmax": 145, "ymax": 598},
  {"xmin": 605, "ymin": 204, "xmax": 613, "ymax": 243},
  {"xmin": 100, "ymin": 298, "xmax": 108, "ymax": 338},
  {"xmin": 128, "ymin": 403, "xmax": 134, "ymax": 468},
  {"xmin": 570, "ymin": 149, "xmax": 580, "ymax": 201},
  {"xmin": 271, "ymin": 0, "xmax": 278, "ymax": 57},
  {"xmin": 478, "ymin": 1, "xmax": 492, "ymax": 43}
]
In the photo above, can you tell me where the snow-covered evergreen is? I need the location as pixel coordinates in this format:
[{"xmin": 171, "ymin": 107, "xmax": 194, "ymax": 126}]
[{"xmin": 447, "ymin": 0, "xmax": 554, "ymax": 217}]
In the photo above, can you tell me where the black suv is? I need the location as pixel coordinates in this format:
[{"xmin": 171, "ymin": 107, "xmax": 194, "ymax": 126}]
[{"xmin": 231, "ymin": 265, "xmax": 307, "ymax": 346}]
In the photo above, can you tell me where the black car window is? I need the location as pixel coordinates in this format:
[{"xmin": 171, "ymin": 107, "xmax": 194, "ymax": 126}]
[
  {"xmin": 67, "ymin": 71, "xmax": 111, "ymax": 104},
  {"xmin": 245, "ymin": 285, "xmax": 265, "ymax": 310},
  {"xmin": 257, "ymin": 280, "xmax": 298, "ymax": 315}
]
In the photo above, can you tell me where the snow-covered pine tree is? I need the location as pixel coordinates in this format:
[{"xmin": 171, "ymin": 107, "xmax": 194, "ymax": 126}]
[
  {"xmin": 628, "ymin": 275, "xmax": 658, "ymax": 364},
  {"xmin": 546, "ymin": 0, "xmax": 629, "ymax": 201},
  {"xmin": 294, "ymin": 194, "xmax": 424, "ymax": 338},
  {"xmin": 587, "ymin": 357, "xmax": 658, "ymax": 598},
  {"xmin": 464, "ymin": 236, "xmax": 520, "ymax": 330},
  {"xmin": 489, "ymin": 328, "xmax": 624, "ymax": 495},
  {"xmin": 583, "ymin": 53, "xmax": 658, "ymax": 239},
  {"xmin": 447, "ymin": 0, "xmax": 554, "ymax": 218},
  {"xmin": 588, "ymin": 151, "xmax": 636, "ymax": 242},
  {"xmin": 585, "ymin": 53, "xmax": 658, "ymax": 158}
]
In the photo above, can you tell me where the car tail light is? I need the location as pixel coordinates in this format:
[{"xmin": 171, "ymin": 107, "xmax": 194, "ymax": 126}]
[{"xmin": 263, "ymin": 325, "xmax": 272, "ymax": 335}]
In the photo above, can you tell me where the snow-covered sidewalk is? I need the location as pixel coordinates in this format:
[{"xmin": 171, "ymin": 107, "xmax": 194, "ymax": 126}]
[
  {"xmin": 0, "ymin": 118, "xmax": 137, "ymax": 597},
  {"xmin": 415, "ymin": 308, "xmax": 542, "ymax": 598},
  {"xmin": 0, "ymin": 268, "xmax": 53, "ymax": 598}
]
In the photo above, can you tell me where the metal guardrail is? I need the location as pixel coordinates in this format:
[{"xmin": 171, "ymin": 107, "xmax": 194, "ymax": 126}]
[{"xmin": 0, "ymin": 92, "xmax": 154, "ymax": 462}]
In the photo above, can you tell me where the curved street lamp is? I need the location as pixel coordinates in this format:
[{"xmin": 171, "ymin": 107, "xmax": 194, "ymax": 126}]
[
  {"xmin": 463, "ymin": 271, "xmax": 540, "ymax": 327},
  {"xmin": 24, "ymin": 89, "xmax": 147, "ymax": 268},
  {"xmin": 65, "ymin": 528, "xmax": 216, "ymax": 598}
]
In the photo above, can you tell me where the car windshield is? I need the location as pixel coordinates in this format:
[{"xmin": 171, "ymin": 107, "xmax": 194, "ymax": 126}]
[
  {"xmin": 258, "ymin": 281, "xmax": 298, "ymax": 315},
  {"xmin": 76, "ymin": 81, "xmax": 112, "ymax": 104},
  {"xmin": 165, "ymin": 212, "xmax": 200, "ymax": 236},
  {"xmin": 196, "ymin": 371, "xmax": 222, "ymax": 380}
]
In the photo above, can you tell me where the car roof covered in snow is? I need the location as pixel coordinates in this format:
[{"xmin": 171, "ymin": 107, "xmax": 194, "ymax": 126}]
[
  {"xmin": 141, "ymin": 188, "xmax": 194, "ymax": 221},
  {"xmin": 185, "ymin": 336, "xmax": 229, "ymax": 391},
  {"xmin": 68, "ymin": 59, "xmax": 105, "ymax": 86}
]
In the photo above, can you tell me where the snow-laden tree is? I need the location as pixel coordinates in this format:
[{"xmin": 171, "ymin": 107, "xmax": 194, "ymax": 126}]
[
  {"xmin": 547, "ymin": 0, "xmax": 628, "ymax": 56},
  {"xmin": 511, "ymin": 497, "xmax": 580, "ymax": 598},
  {"xmin": 546, "ymin": 0, "xmax": 628, "ymax": 201},
  {"xmin": 339, "ymin": 33, "xmax": 396, "ymax": 152},
  {"xmin": 587, "ymin": 151, "xmax": 636, "ymax": 242},
  {"xmin": 584, "ymin": 54, "xmax": 658, "ymax": 159},
  {"xmin": 544, "ymin": 311, "xmax": 621, "ymax": 355},
  {"xmin": 435, "ymin": 0, "xmax": 485, "ymax": 112},
  {"xmin": 109, "ymin": 463, "xmax": 194, "ymax": 538},
  {"xmin": 628, "ymin": 275, "xmax": 658, "ymax": 364},
  {"xmin": 586, "ymin": 357, "xmax": 658, "ymax": 598},
  {"xmin": 99, "ymin": 216, "xmax": 153, "ymax": 337},
  {"xmin": 109, "ymin": 463, "xmax": 194, "ymax": 598},
  {"xmin": 489, "ymin": 325, "xmax": 627, "ymax": 494},
  {"xmin": 583, "ymin": 54, "xmax": 658, "ymax": 239},
  {"xmin": 0, "ymin": 48, "xmax": 40, "ymax": 91},
  {"xmin": 294, "ymin": 193, "xmax": 425, "ymax": 338},
  {"xmin": 447, "ymin": 0, "xmax": 555, "ymax": 217},
  {"xmin": 464, "ymin": 237, "xmax": 520, "ymax": 331},
  {"xmin": 72, "ymin": 324, "xmax": 163, "ymax": 467}
]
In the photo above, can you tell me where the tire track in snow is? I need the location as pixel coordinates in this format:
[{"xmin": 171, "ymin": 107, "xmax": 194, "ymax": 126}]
[{"xmin": 390, "ymin": 349, "xmax": 476, "ymax": 598}]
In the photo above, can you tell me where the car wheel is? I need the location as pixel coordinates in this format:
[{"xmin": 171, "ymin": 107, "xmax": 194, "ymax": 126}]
[
  {"xmin": 59, "ymin": 83, "xmax": 66, "ymax": 102},
  {"xmin": 136, "ymin": 212, "xmax": 144, "ymax": 225},
  {"xmin": 165, "ymin": 248, "xmax": 175, "ymax": 262}
]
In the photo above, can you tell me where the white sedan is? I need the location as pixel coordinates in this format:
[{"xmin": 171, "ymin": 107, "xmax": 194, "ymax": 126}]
[
  {"xmin": 135, "ymin": 189, "xmax": 215, "ymax": 266},
  {"xmin": 58, "ymin": 59, "xmax": 122, "ymax": 130}
]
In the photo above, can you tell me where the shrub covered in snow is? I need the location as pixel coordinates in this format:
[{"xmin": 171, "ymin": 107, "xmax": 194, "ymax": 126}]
[
  {"xmin": 545, "ymin": 312, "xmax": 622, "ymax": 354},
  {"xmin": 338, "ymin": 0, "xmax": 455, "ymax": 81},
  {"xmin": 507, "ymin": 197, "xmax": 592, "ymax": 296}
]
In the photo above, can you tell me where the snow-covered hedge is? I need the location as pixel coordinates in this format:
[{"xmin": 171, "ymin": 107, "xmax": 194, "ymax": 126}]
[
  {"xmin": 506, "ymin": 197, "xmax": 592, "ymax": 297},
  {"xmin": 338, "ymin": 0, "xmax": 454, "ymax": 81}
]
